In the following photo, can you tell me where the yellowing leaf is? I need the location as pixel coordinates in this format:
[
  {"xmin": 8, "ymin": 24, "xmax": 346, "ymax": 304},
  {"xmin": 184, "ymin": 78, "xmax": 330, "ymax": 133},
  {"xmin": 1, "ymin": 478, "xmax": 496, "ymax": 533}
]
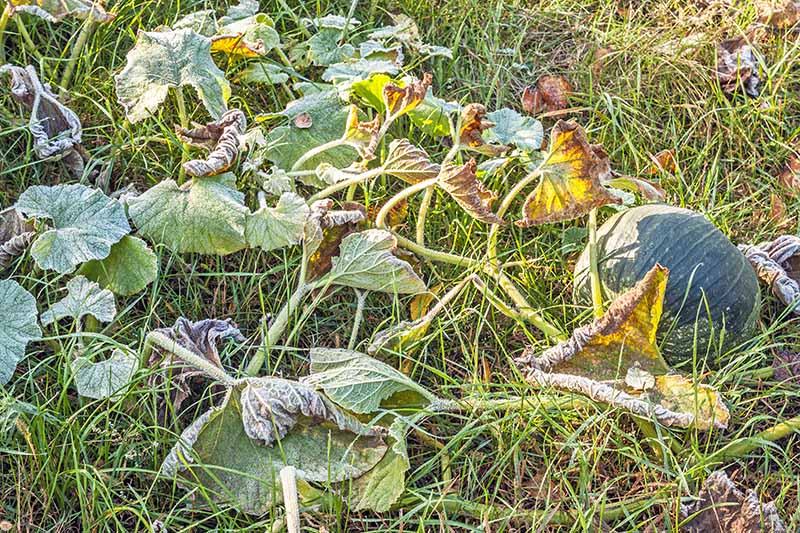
[
  {"xmin": 343, "ymin": 105, "xmax": 381, "ymax": 160},
  {"xmin": 210, "ymin": 33, "xmax": 266, "ymax": 57},
  {"xmin": 459, "ymin": 103, "xmax": 508, "ymax": 156},
  {"xmin": 438, "ymin": 159, "xmax": 504, "ymax": 225},
  {"xmin": 516, "ymin": 119, "xmax": 621, "ymax": 227},
  {"xmin": 383, "ymin": 73, "xmax": 431, "ymax": 117},
  {"xmin": 645, "ymin": 374, "xmax": 730, "ymax": 430}
]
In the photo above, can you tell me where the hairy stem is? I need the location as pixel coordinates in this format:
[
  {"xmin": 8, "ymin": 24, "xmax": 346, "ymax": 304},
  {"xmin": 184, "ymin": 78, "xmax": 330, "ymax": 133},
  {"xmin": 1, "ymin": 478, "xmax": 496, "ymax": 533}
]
[
  {"xmin": 144, "ymin": 331, "xmax": 235, "ymax": 385},
  {"xmin": 375, "ymin": 177, "xmax": 439, "ymax": 228},
  {"xmin": 0, "ymin": 5, "xmax": 11, "ymax": 64},
  {"xmin": 60, "ymin": 19, "xmax": 95, "ymax": 98},
  {"xmin": 290, "ymin": 139, "xmax": 347, "ymax": 172},
  {"xmin": 174, "ymin": 87, "xmax": 189, "ymax": 184},
  {"xmin": 347, "ymin": 289, "xmax": 367, "ymax": 350},
  {"xmin": 486, "ymin": 170, "xmax": 541, "ymax": 264},
  {"xmin": 711, "ymin": 415, "xmax": 800, "ymax": 462},
  {"xmin": 588, "ymin": 207, "xmax": 604, "ymax": 318},
  {"xmin": 416, "ymin": 185, "xmax": 435, "ymax": 245},
  {"xmin": 307, "ymin": 166, "xmax": 385, "ymax": 203}
]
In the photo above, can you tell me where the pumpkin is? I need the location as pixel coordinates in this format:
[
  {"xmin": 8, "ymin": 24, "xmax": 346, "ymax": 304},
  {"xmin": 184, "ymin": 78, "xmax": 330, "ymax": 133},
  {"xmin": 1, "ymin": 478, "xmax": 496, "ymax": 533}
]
[{"xmin": 573, "ymin": 204, "xmax": 760, "ymax": 364}]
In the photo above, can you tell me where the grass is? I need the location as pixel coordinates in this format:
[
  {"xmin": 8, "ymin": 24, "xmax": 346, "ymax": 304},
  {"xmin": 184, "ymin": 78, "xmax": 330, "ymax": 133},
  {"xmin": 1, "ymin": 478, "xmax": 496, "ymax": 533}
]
[{"xmin": 1, "ymin": 0, "xmax": 799, "ymax": 531}]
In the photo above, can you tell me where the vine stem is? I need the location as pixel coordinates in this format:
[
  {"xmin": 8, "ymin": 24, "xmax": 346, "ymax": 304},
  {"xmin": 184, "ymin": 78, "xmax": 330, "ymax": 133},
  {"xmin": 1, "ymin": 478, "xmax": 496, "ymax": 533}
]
[
  {"xmin": 416, "ymin": 185, "xmax": 435, "ymax": 245},
  {"xmin": 307, "ymin": 166, "xmax": 385, "ymax": 203},
  {"xmin": 290, "ymin": 139, "xmax": 348, "ymax": 172},
  {"xmin": 245, "ymin": 282, "xmax": 314, "ymax": 376},
  {"xmin": 375, "ymin": 177, "xmax": 439, "ymax": 228},
  {"xmin": 710, "ymin": 415, "xmax": 800, "ymax": 462},
  {"xmin": 347, "ymin": 289, "xmax": 367, "ymax": 350},
  {"xmin": 59, "ymin": 19, "xmax": 95, "ymax": 99},
  {"xmin": 588, "ymin": 207, "xmax": 604, "ymax": 318},
  {"xmin": 174, "ymin": 87, "xmax": 189, "ymax": 184},
  {"xmin": 486, "ymin": 170, "xmax": 542, "ymax": 264},
  {"xmin": 143, "ymin": 331, "xmax": 234, "ymax": 385},
  {"xmin": 0, "ymin": 4, "xmax": 11, "ymax": 64},
  {"xmin": 279, "ymin": 467, "xmax": 301, "ymax": 533}
]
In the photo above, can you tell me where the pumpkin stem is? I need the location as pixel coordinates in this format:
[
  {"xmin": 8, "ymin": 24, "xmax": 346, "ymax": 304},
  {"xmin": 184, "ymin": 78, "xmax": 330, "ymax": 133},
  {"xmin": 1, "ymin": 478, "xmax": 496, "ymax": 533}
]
[{"xmin": 588, "ymin": 207, "xmax": 605, "ymax": 318}]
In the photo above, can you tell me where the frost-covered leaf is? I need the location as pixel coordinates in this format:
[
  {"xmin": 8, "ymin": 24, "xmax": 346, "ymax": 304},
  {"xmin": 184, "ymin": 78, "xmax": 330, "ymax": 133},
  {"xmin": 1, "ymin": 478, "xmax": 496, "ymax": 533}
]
[
  {"xmin": 238, "ymin": 63, "xmax": 289, "ymax": 85},
  {"xmin": 0, "ymin": 207, "xmax": 34, "ymax": 270},
  {"xmin": 77, "ymin": 236, "xmax": 157, "ymax": 296},
  {"xmin": 173, "ymin": 9, "xmax": 217, "ymax": 35},
  {"xmin": 40, "ymin": 275, "xmax": 116, "ymax": 326},
  {"xmin": 15, "ymin": 184, "xmax": 130, "ymax": 274},
  {"xmin": 177, "ymin": 109, "xmax": 246, "ymax": 177},
  {"xmin": 71, "ymin": 349, "xmax": 138, "ymax": 400},
  {"xmin": 218, "ymin": 0, "xmax": 259, "ymax": 24},
  {"xmin": 349, "ymin": 418, "xmax": 409, "ymax": 512},
  {"xmin": 484, "ymin": 108, "xmax": 543, "ymax": 152},
  {"xmin": 516, "ymin": 119, "xmax": 621, "ymax": 227},
  {"xmin": 305, "ymin": 14, "xmax": 361, "ymax": 31},
  {"xmin": 643, "ymin": 373, "xmax": 730, "ymax": 431},
  {"xmin": 383, "ymin": 139, "xmax": 441, "ymax": 184},
  {"xmin": 680, "ymin": 470, "xmax": 786, "ymax": 532},
  {"xmin": 0, "ymin": 280, "xmax": 41, "ymax": 385},
  {"xmin": 308, "ymin": 28, "xmax": 356, "ymax": 66},
  {"xmin": 326, "ymin": 229, "xmax": 426, "ymax": 294},
  {"xmin": 161, "ymin": 385, "xmax": 386, "ymax": 515},
  {"xmin": 303, "ymin": 199, "xmax": 365, "ymax": 259},
  {"xmin": 128, "ymin": 173, "xmax": 248, "ymax": 255},
  {"xmin": 0, "ymin": 65, "xmax": 84, "ymax": 173},
  {"xmin": 717, "ymin": 37, "xmax": 760, "ymax": 98},
  {"xmin": 322, "ymin": 59, "xmax": 399, "ymax": 86},
  {"xmin": 459, "ymin": 103, "xmax": 508, "ymax": 156},
  {"xmin": 359, "ymin": 40, "xmax": 403, "ymax": 64},
  {"xmin": 304, "ymin": 348, "xmax": 436, "ymax": 413},
  {"xmin": 245, "ymin": 192, "xmax": 309, "ymax": 252},
  {"xmin": 9, "ymin": 0, "xmax": 114, "ymax": 23},
  {"xmin": 740, "ymin": 244, "xmax": 800, "ymax": 313},
  {"xmin": 115, "ymin": 28, "xmax": 230, "ymax": 123},
  {"xmin": 438, "ymin": 159, "xmax": 504, "ymax": 224}
]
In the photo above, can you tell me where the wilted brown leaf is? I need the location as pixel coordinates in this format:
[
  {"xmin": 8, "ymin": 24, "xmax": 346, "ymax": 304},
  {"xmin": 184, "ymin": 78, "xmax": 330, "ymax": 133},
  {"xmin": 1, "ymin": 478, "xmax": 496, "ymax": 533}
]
[
  {"xmin": 680, "ymin": 470, "xmax": 786, "ymax": 532},
  {"xmin": 522, "ymin": 75, "xmax": 572, "ymax": 114},
  {"xmin": 758, "ymin": 1, "xmax": 800, "ymax": 29},
  {"xmin": 717, "ymin": 37, "xmax": 761, "ymax": 97},
  {"xmin": 438, "ymin": 159, "xmax": 504, "ymax": 224},
  {"xmin": 177, "ymin": 109, "xmax": 247, "ymax": 177},
  {"xmin": 0, "ymin": 207, "xmax": 34, "ymax": 270},
  {"xmin": 740, "ymin": 236, "xmax": 800, "ymax": 313},
  {"xmin": 777, "ymin": 143, "xmax": 800, "ymax": 193},
  {"xmin": 383, "ymin": 139, "xmax": 441, "ymax": 184},
  {"xmin": 305, "ymin": 201, "xmax": 367, "ymax": 281},
  {"xmin": 772, "ymin": 350, "xmax": 800, "ymax": 384},
  {"xmin": 383, "ymin": 72, "xmax": 431, "ymax": 117},
  {"xmin": 459, "ymin": 103, "xmax": 509, "ymax": 156},
  {"xmin": 516, "ymin": 119, "xmax": 621, "ymax": 227},
  {"xmin": 648, "ymin": 149, "xmax": 676, "ymax": 174}
]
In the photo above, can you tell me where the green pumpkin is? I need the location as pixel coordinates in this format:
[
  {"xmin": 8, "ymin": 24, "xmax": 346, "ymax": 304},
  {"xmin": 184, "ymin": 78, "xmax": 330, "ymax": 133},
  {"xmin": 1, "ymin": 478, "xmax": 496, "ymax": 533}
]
[{"xmin": 573, "ymin": 204, "xmax": 760, "ymax": 364}]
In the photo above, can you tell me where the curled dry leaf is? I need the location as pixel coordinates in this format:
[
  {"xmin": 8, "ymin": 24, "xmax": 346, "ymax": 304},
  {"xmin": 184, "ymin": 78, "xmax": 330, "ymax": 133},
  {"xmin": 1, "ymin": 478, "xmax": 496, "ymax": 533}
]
[
  {"xmin": 383, "ymin": 139, "xmax": 441, "ymax": 184},
  {"xmin": 8, "ymin": 0, "xmax": 115, "ymax": 23},
  {"xmin": 0, "ymin": 208, "xmax": 34, "ymax": 270},
  {"xmin": 757, "ymin": 1, "xmax": 800, "ymax": 29},
  {"xmin": 459, "ymin": 103, "xmax": 509, "ymax": 156},
  {"xmin": 777, "ymin": 142, "xmax": 800, "ymax": 194},
  {"xmin": 343, "ymin": 105, "xmax": 381, "ymax": 160},
  {"xmin": 680, "ymin": 470, "xmax": 786, "ymax": 532},
  {"xmin": 522, "ymin": 75, "xmax": 572, "ymax": 114},
  {"xmin": 147, "ymin": 317, "xmax": 245, "ymax": 413},
  {"xmin": 649, "ymin": 149, "xmax": 677, "ymax": 174},
  {"xmin": 772, "ymin": 350, "xmax": 800, "ymax": 384},
  {"xmin": 210, "ymin": 34, "xmax": 266, "ymax": 58},
  {"xmin": 516, "ymin": 119, "xmax": 621, "ymax": 227},
  {"xmin": 438, "ymin": 159, "xmax": 504, "ymax": 225},
  {"xmin": 383, "ymin": 72, "xmax": 431, "ymax": 116},
  {"xmin": 717, "ymin": 37, "xmax": 760, "ymax": 97},
  {"xmin": 739, "ymin": 241, "xmax": 800, "ymax": 313},
  {"xmin": 177, "ymin": 109, "xmax": 247, "ymax": 177},
  {"xmin": 0, "ymin": 64, "xmax": 85, "ymax": 175},
  {"xmin": 304, "ymin": 200, "xmax": 366, "ymax": 280}
]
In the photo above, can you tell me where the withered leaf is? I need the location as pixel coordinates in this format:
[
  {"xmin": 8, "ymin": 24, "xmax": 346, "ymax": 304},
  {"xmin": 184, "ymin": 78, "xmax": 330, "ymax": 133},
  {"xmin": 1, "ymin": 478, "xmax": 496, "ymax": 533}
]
[
  {"xmin": 210, "ymin": 33, "xmax": 266, "ymax": 58},
  {"xmin": 680, "ymin": 470, "xmax": 786, "ymax": 532},
  {"xmin": 304, "ymin": 200, "xmax": 366, "ymax": 279},
  {"xmin": 516, "ymin": 119, "xmax": 621, "ymax": 227},
  {"xmin": 343, "ymin": 105, "xmax": 381, "ymax": 160},
  {"xmin": 383, "ymin": 139, "xmax": 441, "ymax": 184},
  {"xmin": 592, "ymin": 47, "xmax": 613, "ymax": 77},
  {"xmin": 383, "ymin": 72, "xmax": 431, "ymax": 117},
  {"xmin": 649, "ymin": 149, "xmax": 677, "ymax": 174},
  {"xmin": 758, "ymin": 1, "xmax": 800, "ymax": 29},
  {"xmin": 177, "ymin": 109, "xmax": 246, "ymax": 177},
  {"xmin": 522, "ymin": 75, "xmax": 572, "ymax": 114},
  {"xmin": 777, "ymin": 142, "xmax": 800, "ymax": 194},
  {"xmin": 0, "ymin": 64, "xmax": 85, "ymax": 175},
  {"xmin": 717, "ymin": 37, "xmax": 760, "ymax": 97},
  {"xmin": 0, "ymin": 207, "xmax": 34, "ymax": 270},
  {"xmin": 606, "ymin": 175, "xmax": 666, "ymax": 201},
  {"xmin": 438, "ymin": 159, "xmax": 504, "ymax": 225},
  {"xmin": 459, "ymin": 103, "xmax": 509, "ymax": 156},
  {"xmin": 761, "ymin": 234, "xmax": 800, "ymax": 280},
  {"xmin": 739, "ymin": 241, "xmax": 800, "ymax": 313},
  {"xmin": 772, "ymin": 350, "xmax": 800, "ymax": 384}
]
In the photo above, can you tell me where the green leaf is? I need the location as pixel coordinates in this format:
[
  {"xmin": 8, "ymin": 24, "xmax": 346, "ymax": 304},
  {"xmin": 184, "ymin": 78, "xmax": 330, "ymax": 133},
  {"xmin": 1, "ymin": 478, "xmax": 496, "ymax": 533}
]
[
  {"xmin": 40, "ymin": 276, "xmax": 116, "ymax": 326},
  {"xmin": 349, "ymin": 418, "xmax": 409, "ymax": 512},
  {"xmin": 15, "ymin": 184, "xmax": 130, "ymax": 274},
  {"xmin": 78, "ymin": 236, "xmax": 157, "ymax": 296},
  {"xmin": 0, "ymin": 280, "xmax": 41, "ymax": 385},
  {"xmin": 265, "ymin": 91, "xmax": 357, "ymax": 180},
  {"xmin": 162, "ymin": 385, "xmax": 386, "ymax": 515},
  {"xmin": 304, "ymin": 348, "xmax": 436, "ymax": 413},
  {"xmin": 245, "ymin": 192, "xmax": 309, "ymax": 252},
  {"xmin": 218, "ymin": 0, "xmax": 260, "ymax": 24},
  {"xmin": 322, "ymin": 60, "xmax": 399, "ymax": 86},
  {"xmin": 9, "ymin": 0, "xmax": 115, "ymax": 23},
  {"xmin": 408, "ymin": 90, "xmax": 460, "ymax": 137},
  {"xmin": 71, "ymin": 349, "xmax": 138, "ymax": 400},
  {"xmin": 326, "ymin": 230, "xmax": 426, "ymax": 294},
  {"xmin": 350, "ymin": 73, "xmax": 392, "ymax": 112},
  {"xmin": 115, "ymin": 28, "xmax": 231, "ymax": 123},
  {"xmin": 307, "ymin": 28, "xmax": 356, "ymax": 66},
  {"xmin": 484, "ymin": 108, "xmax": 543, "ymax": 152},
  {"xmin": 128, "ymin": 174, "xmax": 248, "ymax": 255},
  {"xmin": 238, "ymin": 63, "xmax": 289, "ymax": 85}
]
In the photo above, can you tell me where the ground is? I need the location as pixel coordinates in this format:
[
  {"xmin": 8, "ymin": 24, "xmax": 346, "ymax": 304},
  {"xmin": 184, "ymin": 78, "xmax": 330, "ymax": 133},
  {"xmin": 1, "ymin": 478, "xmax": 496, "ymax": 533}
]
[{"xmin": 0, "ymin": 0, "xmax": 799, "ymax": 531}]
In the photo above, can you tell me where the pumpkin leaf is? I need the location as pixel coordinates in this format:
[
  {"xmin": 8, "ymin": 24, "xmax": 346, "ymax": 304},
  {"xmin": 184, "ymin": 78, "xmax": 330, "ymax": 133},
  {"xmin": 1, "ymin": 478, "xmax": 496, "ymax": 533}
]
[
  {"xmin": 680, "ymin": 470, "xmax": 786, "ymax": 531},
  {"xmin": 238, "ymin": 63, "xmax": 289, "ymax": 85},
  {"xmin": 322, "ymin": 59, "xmax": 399, "ymax": 86},
  {"xmin": 210, "ymin": 34, "xmax": 266, "ymax": 58},
  {"xmin": 115, "ymin": 28, "xmax": 230, "ymax": 123},
  {"xmin": 0, "ymin": 65, "xmax": 85, "ymax": 175},
  {"xmin": 520, "ymin": 264, "xmax": 671, "ymax": 380},
  {"xmin": 349, "ymin": 418, "xmax": 410, "ymax": 512},
  {"xmin": 15, "ymin": 184, "xmax": 130, "ymax": 274},
  {"xmin": 408, "ymin": 90, "xmax": 460, "ymax": 137},
  {"xmin": 459, "ymin": 103, "xmax": 509, "ymax": 156},
  {"xmin": 350, "ymin": 73, "xmax": 393, "ymax": 112},
  {"xmin": 0, "ymin": 207, "xmax": 34, "ymax": 271},
  {"xmin": 245, "ymin": 192, "xmax": 309, "ymax": 252},
  {"xmin": 342, "ymin": 105, "xmax": 381, "ymax": 159},
  {"xmin": 642, "ymin": 373, "xmax": 730, "ymax": 430},
  {"xmin": 383, "ymin": 139, "xmax": 441, "ymax": 184},
  {"xmin": 220, "ymin": 15, "xmax": 280, "ymax": 53},
  {"xmin": 161, "ymin": 385, "xmax": 386, "ymax": 515},
  {"xmin": 521, "ymin": 75, "xmax": 572, "ymax": 114},
  {"xmin": 71, "ymin": 349, "xmax": 138, "ymax": 400},
  {"xmin": 0, "ymin": 280, "xmax": 41, "ymax": 385},
  {"xmin": 325, "ymin": 229, "xmax": 426, "ymax": 294},
  {"xmin": 360, "ymin": 40, "xmax": 404, "ymax": 64},
  {"xmin": 77, "ymin": 235, "xmax": 158, "ymax": 296},
  {"xmin": 305, "ymin": 14, "xmax": 361, "ymax": 31},
  {"xmin": 307, "ymin": 28, "xmax": 356, "ymax": 66},
  {"xmin": 740, "ymin": 243, "xmax": 800, "ymax": 313},
  {"xmin": 177, "ymin": 109, "xmax": 247, "ymax": 177},
  {"xmin": 218, "ymin": 0, "xmax": 259, "ymax": 24},
  {"xmin": 303, "ymin": 348, "xmax": 437, "ymax": 413},
  {"xmin": 384, "ymin": 73, "xmax": 431, "ymax": 117},
  {"xmin": 516, "ymin": 119, "xmax": 622, "ymax": 227},
  {"xmin": 128, "ymin": 173, "xmax": 248, "ymax": 255},
  {"xmin": 8, "ymin": 0, "xmax": 115, "ymax": 23},
  {"xmin": 717, "ymin": 37, "xmax": 760, "ymax": 97},
  {"xmin": 438, "ymin": 159, "xmax": 504, "ymax": 225},
  {"xmin": 173, "ymin": 9, "xmax": 217, "ymax": 36},
  {"xmin": 40, "ymin": 275, "xmax": 116, "ymax": 326},
  {"xmin": 303, "ymin": 199, "xmax": 366, "ymax": 259},
  {"xmin": 484, "ymin": 108, "xmax": 543, "ymax": 152}
]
